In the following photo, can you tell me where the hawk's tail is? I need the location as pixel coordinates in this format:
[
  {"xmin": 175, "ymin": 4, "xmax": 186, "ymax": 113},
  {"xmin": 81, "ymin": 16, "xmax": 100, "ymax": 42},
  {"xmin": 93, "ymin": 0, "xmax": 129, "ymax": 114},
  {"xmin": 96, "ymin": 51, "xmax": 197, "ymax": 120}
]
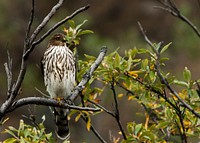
[{"xmin": 54, "ymin": 108, "xmax": 70, "ymax": 140}]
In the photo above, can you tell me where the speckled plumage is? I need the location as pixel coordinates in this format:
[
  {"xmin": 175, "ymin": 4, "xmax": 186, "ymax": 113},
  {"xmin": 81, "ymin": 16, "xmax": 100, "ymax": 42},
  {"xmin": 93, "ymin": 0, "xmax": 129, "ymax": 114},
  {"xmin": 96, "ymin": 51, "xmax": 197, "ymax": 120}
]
[{"xmin": 41, "ymin": 33, "xmax": 75, "ymax": 140}]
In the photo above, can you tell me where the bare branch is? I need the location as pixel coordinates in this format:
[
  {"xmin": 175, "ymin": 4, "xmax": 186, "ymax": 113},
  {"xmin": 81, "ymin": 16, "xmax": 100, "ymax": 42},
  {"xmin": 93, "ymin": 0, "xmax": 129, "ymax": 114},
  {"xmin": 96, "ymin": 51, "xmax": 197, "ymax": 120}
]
[
  {"xmin": 87, "ymin": 99, "xmax": 115, "ymax": 117},
  {"xmin": 69, "ymin": 46, "xmax": 108, "ymax": 101},
  {"xmin": 111, "ymin": 78, "xmax": 127, "ymax": 140},
  {"xmin": 80, "ymin": 94, "xmax": 107, "ymax": 143},
  {"xmin": 7, "ymin": 97, "xmax": 100, "ymax": 113},
  {"xmin": 4, "ymin": 51, "xmax": 13, "ymax": 97},
  {"xmin": 31, "ymin": 4, "xmax": 90, "ymax": 48},
  {"xmin": 80, "ymin": 116, "xmax": 107, "ymax": 143},
  {"xmin": 138, "ymin": 22, "xmax": 159, "ymax": 56},
  {"xmin": 155, "ymin": 0, "xmax": 200, "ymax": 37},
  {"xmin": 25, "ymin": 0, "xmax": 35, "ymax": 39},
  {"xmin": 29, "ymin": 0, "xmax": 64, "ymax": 44}
]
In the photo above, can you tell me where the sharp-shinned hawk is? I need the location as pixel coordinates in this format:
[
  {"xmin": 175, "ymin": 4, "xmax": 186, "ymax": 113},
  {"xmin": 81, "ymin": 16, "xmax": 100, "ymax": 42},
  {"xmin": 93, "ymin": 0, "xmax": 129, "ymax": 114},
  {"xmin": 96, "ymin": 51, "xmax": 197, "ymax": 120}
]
[{"xmin": 41, "ymin": 33, "xmax": 76, "ymax": 140}]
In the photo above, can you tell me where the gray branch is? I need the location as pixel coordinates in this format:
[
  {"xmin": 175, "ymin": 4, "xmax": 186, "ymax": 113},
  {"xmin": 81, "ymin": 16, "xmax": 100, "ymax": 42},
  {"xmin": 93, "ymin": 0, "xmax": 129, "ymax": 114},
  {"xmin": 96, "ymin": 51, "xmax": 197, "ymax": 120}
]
[
  {"xmin": 29, "ymin": 0, "xmax": 64, "ymax": 44},
  {"xmin": 155, "ymin": 0, "xmax": 200, "ymax": 37},
  {"xmin": 69, "ymin": 46, "xmax": 108, "ymax": 101},
  {"xmin": 7, "ymin": 97, "xmax": 100, "ymax": 113}
]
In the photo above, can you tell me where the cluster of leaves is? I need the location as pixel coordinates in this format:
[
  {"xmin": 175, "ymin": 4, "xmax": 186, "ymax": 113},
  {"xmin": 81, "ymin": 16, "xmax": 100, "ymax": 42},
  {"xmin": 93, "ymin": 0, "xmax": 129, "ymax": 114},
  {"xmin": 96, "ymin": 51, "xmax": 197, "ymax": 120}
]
[
  {"xmin": 75, "ymin": 39, "xmax": 200, "ymax": 142},
  {"xmin": 94, "ymin": 42, "xmax": 200, "ymax": 142},
  {"xmin": 62, "ymin": 20, "xmax": 200, "ymax": 142},
  {"xmin": 63, "ymin": 20, "xmax": 93, "ymax": 48},
  {"xmin": 2, "ymin": 116, "xmax": 54, "ymax": 143}
]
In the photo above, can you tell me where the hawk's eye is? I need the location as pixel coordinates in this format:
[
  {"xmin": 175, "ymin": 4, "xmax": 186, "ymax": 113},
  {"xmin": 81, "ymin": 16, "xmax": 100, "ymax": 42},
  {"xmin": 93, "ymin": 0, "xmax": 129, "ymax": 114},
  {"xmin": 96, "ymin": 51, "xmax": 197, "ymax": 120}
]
[{"xmin": 55, "ymin": 36, "xmax": 61, "ymax": 40}]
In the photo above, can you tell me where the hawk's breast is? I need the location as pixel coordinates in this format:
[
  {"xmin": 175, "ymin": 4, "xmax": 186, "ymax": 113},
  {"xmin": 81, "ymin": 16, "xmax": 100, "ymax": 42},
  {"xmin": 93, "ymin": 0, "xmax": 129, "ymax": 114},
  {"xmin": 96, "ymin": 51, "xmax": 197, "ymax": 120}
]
[{"xmin": 42, "ymin": 45, "xmax": 76, "ymax": 98}]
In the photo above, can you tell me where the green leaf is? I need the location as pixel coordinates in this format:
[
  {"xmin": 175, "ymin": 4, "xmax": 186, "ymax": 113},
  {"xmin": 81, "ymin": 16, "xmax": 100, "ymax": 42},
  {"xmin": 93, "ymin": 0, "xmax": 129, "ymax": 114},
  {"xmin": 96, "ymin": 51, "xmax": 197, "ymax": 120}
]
[
  {"xmin": 84, "ymin": 54, "xmax": 96, "ymax": 60},
  {"xmin": 149, "ymin": 71, "xmax": 156, "ymax": 83},
  {"xmin": 3, "ymin": 129, "xmax": 17, "ymax": 138},
  {"xmin": 160, "ymin": 42, "xmax": 172, "ymax": 54},
  {"xmin": 156, "ymin": 121, "xmax": 170, "ymax": 129},
  {"xmin": 138, "ymin": 49, "xmax": 149, "ymax": 54},
  {"xmin": 114, "ymin": 52, "xmax": 121, "ymax": 68},
  {"xmin": 141, "ymin": 59, "xmax": 149, "ymax": 70},
  {"xmin": 1, "ymin": 117, "xmax": 9, "ymax": 125},
  {"xmin": 173, "ymin": 79, "xmax": 188, "ymax": 87},
  {"xmin": 8, "ymin": 126, "xmax": 18, "ymax": 132},
  {"xmin": 78, "ymin": 30, "xmax": 94, "ymax": 36},
  {"xmin": 140, "ymin": 131, "xmax": 154, "ymax": 140},
  {"xmin": 183, "ymin": 67, "xmax": 191, "ymax": 82},
  {"xmin": 76, "ymin": 20, "xmax": 88, "ymax": 31},
  {"xmin": 127, "ymin": 122, "xmax": 134, "ymax": 134},
  {"xmin": 134, "ymin": 123, "xmax": 143, "ymax": 135},
  {"xmin": 68, "ymin": 20, "xmax": 75, "ymax": 29}
]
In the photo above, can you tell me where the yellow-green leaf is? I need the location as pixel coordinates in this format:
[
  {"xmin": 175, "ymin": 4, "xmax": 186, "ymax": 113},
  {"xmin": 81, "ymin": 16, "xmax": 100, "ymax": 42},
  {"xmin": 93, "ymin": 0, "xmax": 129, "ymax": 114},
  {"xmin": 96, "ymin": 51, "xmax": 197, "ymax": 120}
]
[
  {"xmin": 3, "ymin": 138, "xmax": 17, "ymax": 143},
  {"xmin": 86, "ymin": 117, "xmax": 91, "ymax": 131},
  {"xmin": 160, "ymin": 42, "xmax": 172, "ymax": 54},
  {"xmin": 75, "ymin": 113, "xmax": 82, "ymax": 122}
]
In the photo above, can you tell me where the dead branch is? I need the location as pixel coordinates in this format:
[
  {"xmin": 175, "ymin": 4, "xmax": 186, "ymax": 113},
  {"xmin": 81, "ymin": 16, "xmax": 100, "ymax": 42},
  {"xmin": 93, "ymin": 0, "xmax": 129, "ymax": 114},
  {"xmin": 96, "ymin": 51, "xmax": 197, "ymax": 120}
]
[{"xmin": 155, "ymin": 0, "xmax": 200, "ymax": 37}]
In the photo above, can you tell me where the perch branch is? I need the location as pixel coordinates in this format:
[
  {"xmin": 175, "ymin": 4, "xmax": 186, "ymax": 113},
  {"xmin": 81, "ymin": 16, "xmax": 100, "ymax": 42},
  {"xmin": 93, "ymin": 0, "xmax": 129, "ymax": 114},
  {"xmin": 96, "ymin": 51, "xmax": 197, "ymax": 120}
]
[{"xmin": 7, "ymin": 97, "xmax": 100, "ymax": 113}]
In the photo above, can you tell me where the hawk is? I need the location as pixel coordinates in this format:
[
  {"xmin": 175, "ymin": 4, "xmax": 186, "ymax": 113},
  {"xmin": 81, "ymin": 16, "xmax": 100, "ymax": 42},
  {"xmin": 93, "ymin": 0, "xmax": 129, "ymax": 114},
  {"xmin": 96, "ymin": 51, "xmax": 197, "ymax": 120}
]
[{"xmin": 41, "ymin": 33, "xmax": 76, "ymax": 140}]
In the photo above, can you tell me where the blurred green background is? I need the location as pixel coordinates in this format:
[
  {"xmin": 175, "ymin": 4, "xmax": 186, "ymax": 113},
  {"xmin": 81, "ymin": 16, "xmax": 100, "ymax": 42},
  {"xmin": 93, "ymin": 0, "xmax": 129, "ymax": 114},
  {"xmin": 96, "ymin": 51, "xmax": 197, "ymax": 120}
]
[{"xmin": 0, "ymin": 0, "xmax": 199, "ymax": 142}]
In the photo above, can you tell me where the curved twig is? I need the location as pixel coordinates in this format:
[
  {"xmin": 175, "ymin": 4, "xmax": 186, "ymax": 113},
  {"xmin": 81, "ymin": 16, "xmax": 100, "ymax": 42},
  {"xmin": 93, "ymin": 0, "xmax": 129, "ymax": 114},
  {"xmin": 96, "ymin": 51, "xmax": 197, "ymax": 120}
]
[{"xmin": 155, "ymin": 0, "xmax": 200, "ymax": 37}]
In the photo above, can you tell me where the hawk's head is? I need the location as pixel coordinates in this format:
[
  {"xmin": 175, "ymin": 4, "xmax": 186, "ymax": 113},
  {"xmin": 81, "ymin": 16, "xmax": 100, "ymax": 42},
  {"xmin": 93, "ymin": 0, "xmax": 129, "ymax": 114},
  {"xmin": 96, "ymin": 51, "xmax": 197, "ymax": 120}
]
[{"xmin": 48, "ymin": 33, "xmax": 66, "ymax": 47}]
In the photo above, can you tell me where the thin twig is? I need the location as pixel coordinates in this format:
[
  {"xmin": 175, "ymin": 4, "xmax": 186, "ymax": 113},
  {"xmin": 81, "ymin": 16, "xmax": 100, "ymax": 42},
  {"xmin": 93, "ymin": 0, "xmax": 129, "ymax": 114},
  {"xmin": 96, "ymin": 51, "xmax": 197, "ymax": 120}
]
[
  {"xmin": 155, "ymin": 0, "xmax": 200, "ymax": 37},
  {"xmin": 81, "ymin": 116, "xmax": 107, "ymax": 143},
  {"xmin": 138, "ymin": 22, "xmax": 159, "ymax": 56},
  {"xmin": 155, "ymin": 66, "xmax": 200, "ymax": 118},
  {"xmin": 25, "ymin": 0, "xmax": 35, "ymax": 39},
  {"xmin": 87, "ymin": 99, "xmax": 115, "ymax": 117},
  {"xmin": 4, "ymin": 51, "xmax": 13, "ymax": 97},
  {"xmin": 29, "ymin": 0, "xmax": 64, "ymax": 44},
  {"xmin": 80, "ymin": 94, "xmax": 107, "ymax": 143},
  {"xmin": 111, "ymin": 78, "xmax": 127, "ymax": 140}
]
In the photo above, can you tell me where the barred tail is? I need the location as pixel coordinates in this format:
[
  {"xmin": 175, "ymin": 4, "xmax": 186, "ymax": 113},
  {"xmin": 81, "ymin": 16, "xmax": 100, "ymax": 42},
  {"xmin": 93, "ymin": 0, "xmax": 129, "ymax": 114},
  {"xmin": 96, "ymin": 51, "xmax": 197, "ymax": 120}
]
[{"xmin": 54, "ymin": 108, "xmax": 70, "ymax": 140}]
